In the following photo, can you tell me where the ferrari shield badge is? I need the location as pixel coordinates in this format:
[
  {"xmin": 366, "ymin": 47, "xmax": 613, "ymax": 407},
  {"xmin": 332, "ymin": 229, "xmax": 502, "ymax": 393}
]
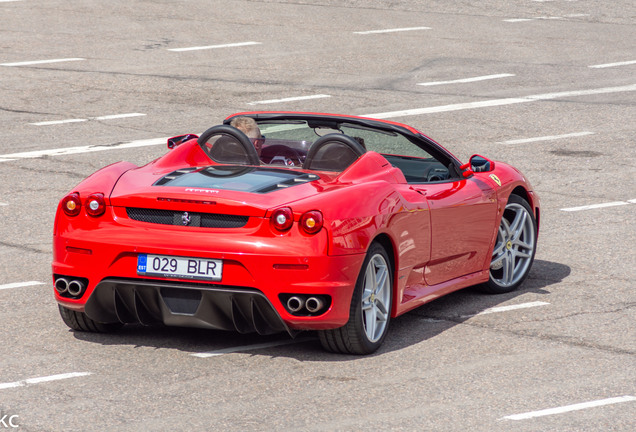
[{"xmin": 489, "ymin": 174, "xmax": 501, "ymax": 187}]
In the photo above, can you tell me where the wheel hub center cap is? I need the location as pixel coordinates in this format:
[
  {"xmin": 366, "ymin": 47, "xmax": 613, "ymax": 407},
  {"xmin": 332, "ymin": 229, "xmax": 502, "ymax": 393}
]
[
  {"xmin": 370, "ymin": 293, "xmax": 376, "ymax": 302},
  {"xmin": 506, "ymin": 241, "xmax": 513, "ymax": 250}
]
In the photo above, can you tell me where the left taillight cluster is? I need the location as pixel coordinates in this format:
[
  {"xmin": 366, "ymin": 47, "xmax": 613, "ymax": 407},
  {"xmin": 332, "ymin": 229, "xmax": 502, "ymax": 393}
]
[
  {"xmin": 61, "ymin": 192, "xmax": 106, "ymax": 217},
  {"xmin": 271, "ymin": 207, "xmax": 323, "ymax": 235}
]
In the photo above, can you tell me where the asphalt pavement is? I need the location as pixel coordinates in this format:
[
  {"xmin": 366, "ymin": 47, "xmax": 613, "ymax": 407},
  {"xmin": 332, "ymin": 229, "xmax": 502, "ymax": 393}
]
[{"xmin": 0, "ymin": 1, "xmax": 634, "ymax": 431}]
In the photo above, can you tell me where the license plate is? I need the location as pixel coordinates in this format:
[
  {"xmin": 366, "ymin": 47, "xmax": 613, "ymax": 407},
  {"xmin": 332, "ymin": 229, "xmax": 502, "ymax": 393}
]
[{"xmin": 137, "ymin": 254, "xmax": 222, "ymax": 281}]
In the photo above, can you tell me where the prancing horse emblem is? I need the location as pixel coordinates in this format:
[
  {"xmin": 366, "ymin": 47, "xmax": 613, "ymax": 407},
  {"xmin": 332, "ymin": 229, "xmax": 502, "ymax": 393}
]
[{"xmin": 182, "ymin": 212, "xmax": 191, "ymax": 226}]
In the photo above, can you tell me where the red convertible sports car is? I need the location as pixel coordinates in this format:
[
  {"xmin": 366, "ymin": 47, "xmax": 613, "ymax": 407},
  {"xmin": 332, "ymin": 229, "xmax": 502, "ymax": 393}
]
[{"xmin": 53, "ymin": 112, "xmax": 539, "ymax": 354}]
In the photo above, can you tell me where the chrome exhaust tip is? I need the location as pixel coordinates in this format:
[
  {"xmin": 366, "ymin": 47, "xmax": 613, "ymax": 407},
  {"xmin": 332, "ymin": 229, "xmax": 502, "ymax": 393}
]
[
  {"xmin": 305, "ymin": 297, "xmax": 324, "ymax": 313},
  {"xmin": 287, "ymin": 296, "xmax": 305, "ymax": 313},
  {"xmin": 67, "ymin": 280, "xmax": 85, "ymax": 297},
  {"xmin": 54, "ymin": 278, "xmax": 69, "ymax": 294}
]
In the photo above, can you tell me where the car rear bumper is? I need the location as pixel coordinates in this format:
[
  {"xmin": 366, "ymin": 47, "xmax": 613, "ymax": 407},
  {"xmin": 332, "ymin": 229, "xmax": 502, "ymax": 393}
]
[{"xmin": 53, "ymin": 218, "xmax": 365, "ymax": 332}]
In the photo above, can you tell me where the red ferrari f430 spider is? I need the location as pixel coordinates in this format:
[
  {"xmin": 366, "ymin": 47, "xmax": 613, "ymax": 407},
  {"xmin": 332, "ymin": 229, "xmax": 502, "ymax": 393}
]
[{"xmin": 53, "ymin": 112, "xmax": 539, "ymax": 354}]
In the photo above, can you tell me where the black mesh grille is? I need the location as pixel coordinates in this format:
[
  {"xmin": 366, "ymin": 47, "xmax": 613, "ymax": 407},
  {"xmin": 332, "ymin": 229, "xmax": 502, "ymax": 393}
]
[{"xmin": 126, "ymin": 208, "xmax": 248, "ymax": 228}]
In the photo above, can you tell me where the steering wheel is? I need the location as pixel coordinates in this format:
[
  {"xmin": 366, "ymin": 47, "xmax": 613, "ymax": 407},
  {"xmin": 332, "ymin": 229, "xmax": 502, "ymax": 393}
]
[{"xmin": 262, "ymin": 145, "xmax": 304, "ymax": 166}]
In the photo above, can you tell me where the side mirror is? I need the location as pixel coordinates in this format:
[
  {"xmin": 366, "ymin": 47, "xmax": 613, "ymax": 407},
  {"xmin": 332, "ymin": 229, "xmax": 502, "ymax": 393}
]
[
  {"xmin": 459, "ymin": 154, "xmax": 496, "ymax": 177},
  {"xmin": 167, "ymin": 134, "xmax": 198, "ymax": 149}
]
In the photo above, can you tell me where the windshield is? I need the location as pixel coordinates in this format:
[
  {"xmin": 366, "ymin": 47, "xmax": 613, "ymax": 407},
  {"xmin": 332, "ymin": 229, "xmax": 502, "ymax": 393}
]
[{"xmin": 257, "ymin": 120, "xmax": 434, "ymax": 160}]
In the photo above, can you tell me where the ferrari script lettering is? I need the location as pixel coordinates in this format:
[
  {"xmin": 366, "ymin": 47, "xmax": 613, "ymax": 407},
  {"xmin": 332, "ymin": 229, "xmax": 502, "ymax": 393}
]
[{"xmin": 185, "ymin": 188, "xmax": 219, "ymax": 194}]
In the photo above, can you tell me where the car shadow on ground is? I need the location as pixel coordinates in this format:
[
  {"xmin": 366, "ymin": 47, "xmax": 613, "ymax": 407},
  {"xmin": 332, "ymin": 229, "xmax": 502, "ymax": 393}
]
[{"xmin": 71, "ymin": 259, "xmax": 570, "ymax": 360}]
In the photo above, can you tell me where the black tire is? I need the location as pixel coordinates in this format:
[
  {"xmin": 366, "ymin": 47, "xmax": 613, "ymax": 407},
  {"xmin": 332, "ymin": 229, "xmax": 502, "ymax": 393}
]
[
  {"xmin": 58, "ymin": 305, "xmax": 123, "ymax": 333},
  {"xmin": 479, "ymin": 194, "xmax": 537, "ymax": 294},
  {"xmin": 318, "ymin": 242, "xmax": 393, "ymax": 355}
]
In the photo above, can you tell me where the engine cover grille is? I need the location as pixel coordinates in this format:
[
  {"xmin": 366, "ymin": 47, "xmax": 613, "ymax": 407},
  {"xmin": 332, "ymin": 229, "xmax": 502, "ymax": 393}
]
[{"xmin": 126, "ymin": 207, "xmax": 248, "ymax": 228}]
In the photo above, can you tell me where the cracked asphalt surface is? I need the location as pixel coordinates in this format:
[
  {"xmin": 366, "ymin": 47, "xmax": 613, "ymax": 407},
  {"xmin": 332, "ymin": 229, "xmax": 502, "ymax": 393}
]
[{"xmin": 0, "ymin": 1, "xmax": 634, "ymax": 430}]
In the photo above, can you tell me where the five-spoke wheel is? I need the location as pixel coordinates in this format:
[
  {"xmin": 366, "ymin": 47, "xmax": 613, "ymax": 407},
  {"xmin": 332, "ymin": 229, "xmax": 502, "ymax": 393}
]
[
  {"xmin": 319, "ymin": 242, "xmax": 393, "ymax": 354},
  {"xmin": 482, "ymin": 194, "xmax": 537, "ymax": 293}
]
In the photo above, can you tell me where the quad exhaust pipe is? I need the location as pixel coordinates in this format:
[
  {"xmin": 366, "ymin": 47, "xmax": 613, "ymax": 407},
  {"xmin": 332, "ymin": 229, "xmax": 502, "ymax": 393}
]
[
  {"xmin": 285, "ymin": 295, "xmax": 327, "ymax": 315},
  {"xmin": 286, "ymin": 296, "xmax": 304, "ymax": 313},
  {"xmin": 55, "ymin": 278, "xmax": 69, "ymax": 294},
  {"xmin": 305, "ymin": 297, "xmax": 324, "ymax": 313},
  {"xmin": 67, "ymin": 280, "xmax": 85, "ymax": 297},
  {"xmin": 54, "ymin": 277, "xmax": 86, "ymax": 297}
]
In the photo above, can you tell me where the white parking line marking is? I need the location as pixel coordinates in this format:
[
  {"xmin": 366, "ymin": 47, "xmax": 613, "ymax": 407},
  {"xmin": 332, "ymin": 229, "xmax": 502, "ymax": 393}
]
[
  {"xmin": 0, "ymin": 0, "xmax": 22, "ymax": 2},
  {"xmin": 191, "ymin": 337, "xmax": 314, "ymax": 358},
  {"xmin": 31, "ymin": 113, "xmax": 146, "ymax": 126},
  {"xmin": 354, "ymin": 27, "xmax": 431, "ymax": 35},
  {"xmin": 417, "ymin": 74, "xmax": 515, "ymax": 87},
  {"xmin": 561, "ymin": 201, "xmax": 633, "ymax": 212},
  {"xmin": 462, "ymin": 301, "xmax": 550, "ymax": 318},
  {"xmin": 1, "ymin": 58, "xmax": 85, "ymax": 67},
  {"xmin": 504, "ymin": 14, "xmax": 588, "ymax": 22},
  {"xmin": 167, "ymin": 42, "xmax": 262, "ymax": 52},
  {"xmin": 589, "ymin": 60, "xmax": 636, "ymax": 69},
  {"xmin": 0, "ymin": 202, "xmax": 8, "ymax": 206},
  {"xmin": 364, "ymin": 83, "xmax": 636, "ymax": 119},
  {"xmin": 0, "ymin": 372, "xmax": 92, "ymax": 390},
  {"xmin": 0, "ymin": 281, "xmax": 45, "ymax": 290},
  {"xmin": 247, "ymin": 94, "xmax": 331, "ymax": 105},
  {"xmin": 31, "ymin": 119, "xmax": 87, "ymax": 126},
  {"xmin": 502, "ymin": 395, "xmax": 636, "ymax": 420},
  {"xmin": 0, "ymin": 137, "xmax": 169, "ymax": 162},
  {"xmin": 499, "ymin": 131, "xmax": 594, "ymax": 145}
]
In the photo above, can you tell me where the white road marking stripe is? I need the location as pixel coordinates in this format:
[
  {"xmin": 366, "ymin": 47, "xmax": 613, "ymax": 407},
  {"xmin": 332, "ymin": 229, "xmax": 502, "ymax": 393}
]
[
  {"xmin": 499, "ymin": 131, "xmax": 594, "ymax": 145},
  {"xmin": 589, "ymin": 60, "xmax": 636, "ymax": 69},
  {"xmin": 0, "ymin": 281, "xmax": 45, "ymax": 290},
  {"xmin": 1, "ymin": 58, "xmax": 85, "ymax": 67},
  {"xmin": 502, "ymin": 396, "xmax": 636, "ymax": 420},
  {"xmin": 364, "ymin": 83, "xmax": 636, "ymax": 119},
  {"xmin": 561, "ymin": 201, "xmax": 632, "ymax": 212},
  {"xmin": 504, "ymin": 14, "xmax": 588, "ymax": 23},
  {"xmin": 417, "ymin": 74, "xmax": 515, "ymax": 87},
  {"xmin": 0, "ymin": 0, "xmax": 22, "ymax": 2},
  {"xmin": 462, "ymin": 301, "xmax": 549, "ymax": 318},
  {"xmin": 191, "ymin": 337, "xmax": 314, "ymax": 358},
  {"xmin": 0, "ymin": 137, "xmax": 169, "ymax": 162},
  {"xmin": 0, "ymin": 372, "xmax": 92, "ymax": 390},
  {"xmin": 247, "ymin": 94, "xmax": 331, "ymax": 105},
  {"xmin": 0, "ymin": 202, "xmax": 8, "ymax": 206},
  {"xmin": 167, "ymin": 41, "xmax": 261, "ymax": 52},
  {"xmin": 354, "ymin": 26, "xmax": 431, "ymax": 35},
  {"xmin": 31, "ymin": 113, "xmax": 146, "ymax": 126},
  {"xmin": 93, "ymin": 113, "xmax": 146, "ymax": 121},
  {"xmin": 31, "ymin": 119, "xmax": 88, "ymax": 126}
]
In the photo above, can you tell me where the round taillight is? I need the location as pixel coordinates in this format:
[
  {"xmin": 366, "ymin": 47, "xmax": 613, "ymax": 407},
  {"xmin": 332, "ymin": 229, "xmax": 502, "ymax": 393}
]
[
  {"xmin": 300, "ymin": 210, "xmax": 323, "ymax": 234},
  {"xmin": 271, "ymin": 207, "xmax": 293, "ymax": 232},
  {"xmin": 61, "ymin": 193, "xmax": 81, "ymax": 217},
  {"xmin": 85, "ymin": 193, "xmax": 106, "ymax": 217}
]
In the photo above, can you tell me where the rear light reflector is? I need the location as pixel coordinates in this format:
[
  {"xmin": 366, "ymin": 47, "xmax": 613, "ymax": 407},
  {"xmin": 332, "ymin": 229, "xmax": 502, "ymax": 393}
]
[
  {"xmin": 273, "ymin": 264, "xmax": 309, "ymax": 270},
  {"xmin": 66, "ymin": 246, "xmax": 92, "ymax": 255},
  {"xmin": 61, "ymin": 193, "xmax": 81, "ymax": 217}
]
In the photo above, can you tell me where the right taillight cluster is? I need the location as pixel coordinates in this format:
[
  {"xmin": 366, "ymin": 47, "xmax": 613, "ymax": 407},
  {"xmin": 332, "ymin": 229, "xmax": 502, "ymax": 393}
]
[
  {"xmin": 61, "ymin": 192, "xmax": 106, "ymax": 217},
  {"xmin": 271, "ymin": 207, "xmax": 323, "ymax": 235}
]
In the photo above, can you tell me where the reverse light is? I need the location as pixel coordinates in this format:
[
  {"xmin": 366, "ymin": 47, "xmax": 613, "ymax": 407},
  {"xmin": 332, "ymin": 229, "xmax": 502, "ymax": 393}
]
[
  {"xmin": 61, "ymin": 193, "xmax": 81, "ymax": 217},
  {"xmin": 85, "ymin": 193, "xmax": 106, "ymax": 217},
  {"xmin": 271, "ymin": 207, "xmax": 293, "ymax": 232},
  {"xmin": 300, "ymin": 210, "xmax": 323, "ymax": 234}
]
